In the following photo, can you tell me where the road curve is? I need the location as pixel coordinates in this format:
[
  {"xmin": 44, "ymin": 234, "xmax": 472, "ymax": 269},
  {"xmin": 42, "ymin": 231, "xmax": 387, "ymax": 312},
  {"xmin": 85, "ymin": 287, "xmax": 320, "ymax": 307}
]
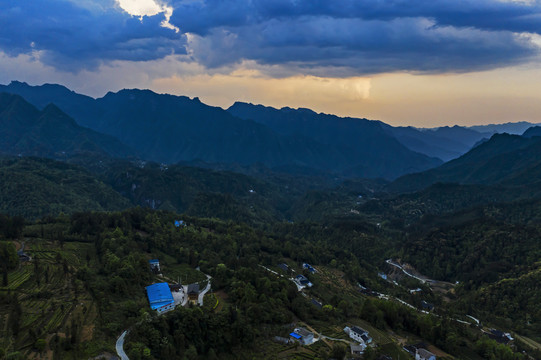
[
  {"xmin": 198, "ymin": 275, "xmax": 212, "ymax": 305},
  {"xmin": 116, "ymin": 330, "xmax": 130, "ymax": 360}
]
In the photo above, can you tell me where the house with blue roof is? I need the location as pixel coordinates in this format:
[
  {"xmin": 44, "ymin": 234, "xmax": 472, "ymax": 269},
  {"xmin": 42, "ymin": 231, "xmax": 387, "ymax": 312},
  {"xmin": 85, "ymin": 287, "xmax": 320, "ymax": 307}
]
[
  {"xmin": 289, "ymin": 327, "xmax": 315, "ymax": 345},
  {"xmin": 303, "ymin": 263, "xmax": 317, "ymax": 273},
  {"xmin": 174, "ymin": 220, "xmax": 186, "ymax": 228},
  {"xmin": 146, "ymin": 283, "xmax": 175, "ymax": 313},
  {"xmin": 149, "ymin": 259, "xmax": 160, "ymax": 273}
]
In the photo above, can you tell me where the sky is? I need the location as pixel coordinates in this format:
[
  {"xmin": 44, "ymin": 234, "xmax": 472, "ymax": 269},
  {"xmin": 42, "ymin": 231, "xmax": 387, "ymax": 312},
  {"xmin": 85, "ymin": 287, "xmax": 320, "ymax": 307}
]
[{"xmin": 1, "ymin": 0, "xmax": 541, "ymax": 127}]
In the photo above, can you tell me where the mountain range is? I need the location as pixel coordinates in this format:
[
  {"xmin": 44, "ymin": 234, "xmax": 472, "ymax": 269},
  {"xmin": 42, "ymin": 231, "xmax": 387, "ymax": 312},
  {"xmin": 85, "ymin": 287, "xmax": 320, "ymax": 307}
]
[
  {"xmin": 2, "ymin": 80, "xmax": 541, "ymax": 181},
  {"xmin": 0, "ymin": 81, "xmax": 449, "ymax": 179}
]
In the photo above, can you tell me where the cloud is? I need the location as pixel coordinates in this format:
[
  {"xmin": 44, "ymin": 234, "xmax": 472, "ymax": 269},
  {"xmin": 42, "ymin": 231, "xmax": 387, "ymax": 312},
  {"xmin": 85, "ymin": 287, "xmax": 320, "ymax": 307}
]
[
  {"xmin": 0, "ymin": 0, "xmax": 185, "ymax": 71},
  {"xmin": 168, "ymin": 0, "xmax": 541, "ymax": 74},
  {"xmin": 1, "ymin": 0, "xmax": 541, "ymax": 75}
]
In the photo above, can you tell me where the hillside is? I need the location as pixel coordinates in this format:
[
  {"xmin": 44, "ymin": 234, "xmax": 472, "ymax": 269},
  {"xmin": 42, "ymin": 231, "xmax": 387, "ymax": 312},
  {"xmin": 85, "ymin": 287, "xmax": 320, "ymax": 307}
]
[
  {"xmin": 0, "ymin": 157, "xmax": 130, "ymax": 219},
  {"xmin": 388, "ymin": 133, "xmax": 541, "ymax": 192},
  {"xmin": 0, "ymin": 93, "xmax": 134, "ymax": 158},
  {"xmin": 227, "ymin": 102, "xmax": 442, "ymax": 178},
  {"xmin": 1, "ymin": 82, "xmax": 441, "ymax": 179}
]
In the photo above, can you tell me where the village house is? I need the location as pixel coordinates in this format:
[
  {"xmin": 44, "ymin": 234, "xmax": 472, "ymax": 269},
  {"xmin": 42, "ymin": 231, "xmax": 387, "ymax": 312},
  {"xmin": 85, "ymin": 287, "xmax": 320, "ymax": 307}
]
[
  {"xmin": 303, "ymin": 263, "xmax": 317, "ymax": 273},
  {"xmin": 187, "ymin": 283, "xmax": 200, "ymax": 305},
  {"xmin": 350, "ymin": 344, "xmax": 365, "ymax": 356},
  {"xmin": 289, "ymin": 327, "xmax": 315, "ymax": 345},
  {"xmin": 403, "ymin": 342, "xmax": 427, "ymax": 356},
  {"xmin": 346, "ymin": 326, "xmax": 372, "ymax": 344},
  {"xmin": 487, "ymin": 329, "xmax": 514, "ymax": 344},
  {"xmin": 278, "ymin": 263, "xmax": 289, "ymax": 272},
  {"xmin": 416, "ymin": 348, "xmax": 436, "ymax": 360},
  {"xmin": 311, "ymin": 298, "xmax": 323, "ymax": 309},
  {"xmin": 146, "ymin": 282, "xmax": 174, "ymax": 314},
  {"xmin": 149, "ymin": 259, "xmax": 160, "ymax": 273},
  {"xmin": 421, "ymin": 300, "xmax": 434, "ymax": 311},
  {"xmin": 294, "ymin": 274, "xmax": 313, "ymax": 288}
]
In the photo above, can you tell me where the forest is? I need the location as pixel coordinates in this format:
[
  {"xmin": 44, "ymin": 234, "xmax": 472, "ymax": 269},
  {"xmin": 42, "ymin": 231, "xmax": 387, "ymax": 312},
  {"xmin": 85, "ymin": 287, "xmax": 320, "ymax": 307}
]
[{"xmin": 1, "ymin": 198, "xmax": 540, "ymax": 359}]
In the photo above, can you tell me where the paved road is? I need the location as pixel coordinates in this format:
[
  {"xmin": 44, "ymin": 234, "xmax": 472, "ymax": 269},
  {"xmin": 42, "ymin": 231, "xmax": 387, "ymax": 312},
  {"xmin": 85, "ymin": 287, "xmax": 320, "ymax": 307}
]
[
  {"xmin": 198, "ymin": 275, "xmax": 212, "ymax": 305},
  {"xmin": 386, "ymin": 259, "xmax": 433, "ymax": 283},
  {"xmin": 116, "ymin": 330, "xmax": 129, "ymax": 360}
]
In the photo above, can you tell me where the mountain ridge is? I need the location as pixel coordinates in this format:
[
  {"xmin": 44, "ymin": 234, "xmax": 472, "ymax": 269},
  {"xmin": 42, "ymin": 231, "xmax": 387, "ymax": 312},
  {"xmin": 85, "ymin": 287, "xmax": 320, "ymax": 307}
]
[
  {"xmin": 388, "ymin": 132, "xmax": 541, "ymax": 192},
  {"xmin": 1, "ymin": 81, "xmax": 442, "ymax": 179},
  {"xmin": 0, "ymin": 93, "xmax": 134, "ymax": 158}
]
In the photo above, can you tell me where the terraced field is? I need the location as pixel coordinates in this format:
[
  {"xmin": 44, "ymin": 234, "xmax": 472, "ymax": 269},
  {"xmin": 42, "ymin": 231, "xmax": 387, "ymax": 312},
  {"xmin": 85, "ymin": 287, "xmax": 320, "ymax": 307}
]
[{"xmin": 0, "ymin": 238, "xmax": 97, "ymax": 358}]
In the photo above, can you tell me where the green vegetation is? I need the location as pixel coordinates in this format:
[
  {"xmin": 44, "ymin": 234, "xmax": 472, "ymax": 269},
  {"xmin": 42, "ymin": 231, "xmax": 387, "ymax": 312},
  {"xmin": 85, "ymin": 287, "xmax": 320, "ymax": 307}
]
[
  {"xmin": 1, "ymin": 132, "xmax": 541, "ymax": 359},
  {"xmin": 0, "ymin": 204, "xmax": 537, "ymax": 359}
]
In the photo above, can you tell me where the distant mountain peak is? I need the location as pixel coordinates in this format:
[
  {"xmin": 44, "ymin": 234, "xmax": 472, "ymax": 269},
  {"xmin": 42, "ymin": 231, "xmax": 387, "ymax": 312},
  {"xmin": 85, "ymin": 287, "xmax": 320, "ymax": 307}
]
[
  {"xmin": 9, "ymin": 80, "xmax": 29, "ymax": 86},
  {"xmin": 522, "ymin": 126, "xmax": 541, "ymax": 138}
]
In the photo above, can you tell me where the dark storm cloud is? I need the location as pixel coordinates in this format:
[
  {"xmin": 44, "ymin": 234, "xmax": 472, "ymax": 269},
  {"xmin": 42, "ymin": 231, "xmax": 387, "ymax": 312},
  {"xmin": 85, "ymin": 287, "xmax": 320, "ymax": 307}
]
[
  {"xmin": 169, "ymin": 0, "xmax": 541, "ymax": 74},
  {"xmin": 170, "ymin": 0, "xmax": 541, "ymax": 35},
  {"xmin": 0, "ymin": 0, "xmax": 186, "ymax": 71},
  {"xmin": 1, "ymin": 0, "xmax": 540, "ymax": 74}
]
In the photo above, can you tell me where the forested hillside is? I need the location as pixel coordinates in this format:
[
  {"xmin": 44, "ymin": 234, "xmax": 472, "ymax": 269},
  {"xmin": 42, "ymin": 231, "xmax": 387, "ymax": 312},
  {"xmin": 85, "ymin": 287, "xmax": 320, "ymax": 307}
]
[
  {"xmin": 0, "ymin": 93, "xmax": 133, "ymax": 159},
  {"xmin": 0, "ymin": 82, "xmax": 441, "ymax": 179}
]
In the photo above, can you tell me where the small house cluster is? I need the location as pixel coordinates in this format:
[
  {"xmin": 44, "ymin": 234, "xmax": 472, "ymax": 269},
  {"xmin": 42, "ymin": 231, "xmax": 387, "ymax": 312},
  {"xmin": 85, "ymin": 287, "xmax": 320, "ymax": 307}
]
[{"xmin": 289, "ymin": 327, "xmax": 315, "ymax": 345}]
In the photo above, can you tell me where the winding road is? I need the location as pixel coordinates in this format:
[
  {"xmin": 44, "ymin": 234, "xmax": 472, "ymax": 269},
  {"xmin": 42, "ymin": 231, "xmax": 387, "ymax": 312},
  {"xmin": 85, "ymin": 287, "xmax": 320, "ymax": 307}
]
[
  {"xmin": 198, "ymin": 275, "xmax": 212, "ymax": 305},
  {"xmin": 116, "ymin": 330, "xmax": 129, "ymax": 360}
]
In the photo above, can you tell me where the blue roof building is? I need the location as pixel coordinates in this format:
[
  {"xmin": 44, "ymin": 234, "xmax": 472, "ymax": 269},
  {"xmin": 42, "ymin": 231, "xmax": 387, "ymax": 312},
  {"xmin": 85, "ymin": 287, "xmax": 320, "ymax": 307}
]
[
  {"xmin": 146, "ymin": 283, "xmax": 174, "ymax": 313},
  {"xmin": 289, "ymin": 332, "xmax": 301, "ymax": 340},
  {"xmin": 174, "ymin": 220, "xmax": 186, "ymax": 227},
  {"xmin": 303, "ymin": 263, "xmax": 317, "ymax": 273}
]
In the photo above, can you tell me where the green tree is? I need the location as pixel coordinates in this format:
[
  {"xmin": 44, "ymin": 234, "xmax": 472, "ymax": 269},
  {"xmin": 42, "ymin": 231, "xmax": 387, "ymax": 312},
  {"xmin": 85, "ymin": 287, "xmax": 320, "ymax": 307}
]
[{"xmin": 35, "ymin": 339, "xmax": 47, "ymax": 353}]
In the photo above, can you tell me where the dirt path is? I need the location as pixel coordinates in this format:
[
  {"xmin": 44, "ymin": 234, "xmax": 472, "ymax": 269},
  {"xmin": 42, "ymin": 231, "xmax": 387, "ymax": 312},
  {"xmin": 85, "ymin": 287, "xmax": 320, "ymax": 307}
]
[
  {"xmin": 515, "ymin": 334, "xmax": 541, "ymax": 351},
  {"xmin": 302, "ymin": 323, "xmax": 332, "ymax": 348}
]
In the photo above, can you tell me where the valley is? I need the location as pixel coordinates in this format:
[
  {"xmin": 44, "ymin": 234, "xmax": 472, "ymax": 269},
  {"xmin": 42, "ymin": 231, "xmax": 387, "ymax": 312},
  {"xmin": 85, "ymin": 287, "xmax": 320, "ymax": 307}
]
[{"xmin": 0, "ymin": 84, "xmax": 541, "ymax": 360}]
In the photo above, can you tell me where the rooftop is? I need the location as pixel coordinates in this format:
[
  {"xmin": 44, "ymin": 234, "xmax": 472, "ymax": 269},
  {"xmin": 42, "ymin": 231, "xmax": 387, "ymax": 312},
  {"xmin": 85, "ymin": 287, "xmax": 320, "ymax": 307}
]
[
  {"xmin": 295, "ymin": 327, "xmax": 313, "ymax": 337},
  {"xmin": 145, "ymin": 283, "xmax": 174, "ymax": 309},
  {"xmin": 187, "ymin": 283, "xmax": 200, "ymax": 294},
  {"xmin": 417, "ymin": 348, "xmax": 436, "ymax": 359},
  {"xmin": 351, "ymin": 326, "xmax": 367, "ymax": 335}
]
